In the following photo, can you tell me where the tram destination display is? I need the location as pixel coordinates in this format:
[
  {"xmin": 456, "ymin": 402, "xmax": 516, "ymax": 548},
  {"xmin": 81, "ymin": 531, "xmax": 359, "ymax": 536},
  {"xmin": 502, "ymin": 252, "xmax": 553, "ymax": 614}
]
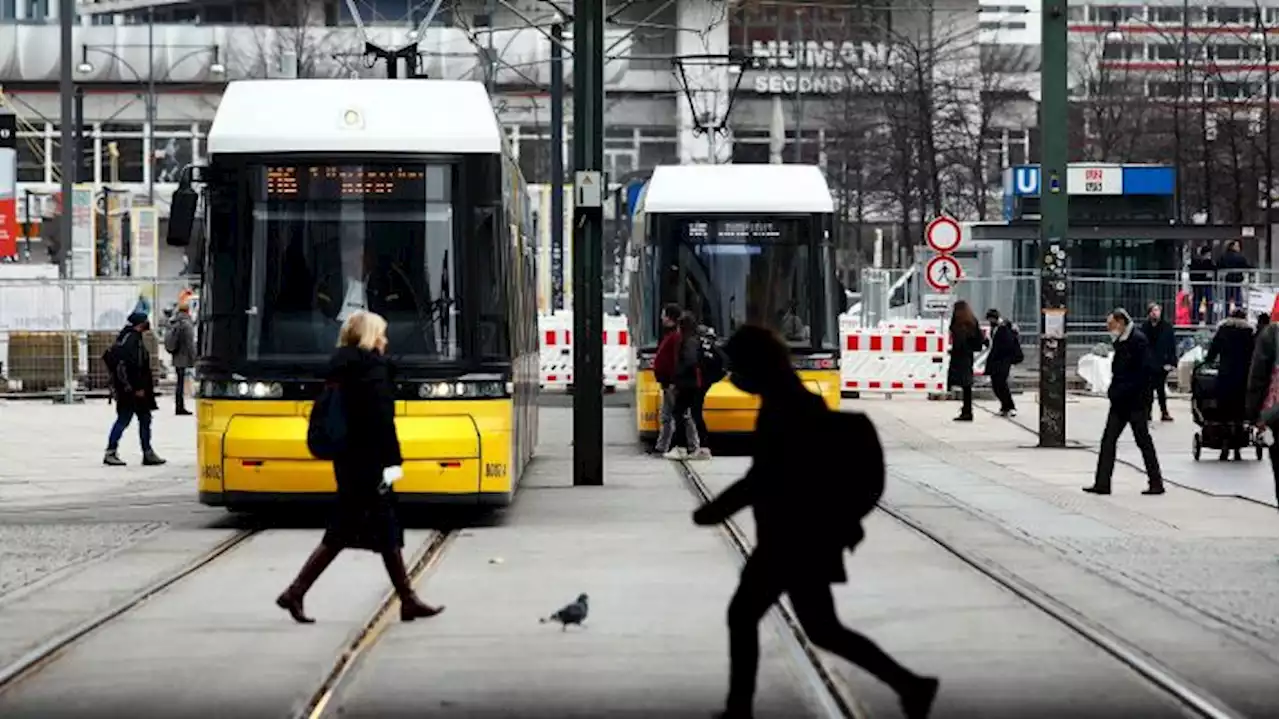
[
  {"xmin": 680, "ymin": 219, "xmax": 788, "ymax": 242},
  {"xmin": 264, "ymin": 164, "xmax": 429, "ymax": 200}
]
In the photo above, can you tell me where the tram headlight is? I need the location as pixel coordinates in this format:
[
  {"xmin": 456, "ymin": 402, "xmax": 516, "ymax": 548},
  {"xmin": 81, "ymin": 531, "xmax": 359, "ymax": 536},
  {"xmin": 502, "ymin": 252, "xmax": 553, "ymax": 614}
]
[
  {"xmin": 417, "ymin": 380, "xmax": 509, "ymax": 399},
  {"xmin": 197, "ymin": 380, "xmax": 284, "ymax": 399}
]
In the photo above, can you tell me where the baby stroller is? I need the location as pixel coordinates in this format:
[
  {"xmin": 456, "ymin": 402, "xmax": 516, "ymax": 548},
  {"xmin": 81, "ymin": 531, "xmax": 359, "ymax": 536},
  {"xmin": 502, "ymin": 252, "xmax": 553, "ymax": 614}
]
[{"xmin": 1190, "ymin": 362, "xmax": 1264, "ymax": 461}]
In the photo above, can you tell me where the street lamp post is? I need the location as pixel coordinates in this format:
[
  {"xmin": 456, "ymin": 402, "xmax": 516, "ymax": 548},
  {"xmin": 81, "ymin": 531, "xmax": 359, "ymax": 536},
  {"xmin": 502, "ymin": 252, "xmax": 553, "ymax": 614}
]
[
  {"xmin": 1258, "ymin": 15, "xmax": 1274, "ymax": 258},
  {"xmin": 147, "ymin": 6, "xmax": 155, "ymax": 204}
]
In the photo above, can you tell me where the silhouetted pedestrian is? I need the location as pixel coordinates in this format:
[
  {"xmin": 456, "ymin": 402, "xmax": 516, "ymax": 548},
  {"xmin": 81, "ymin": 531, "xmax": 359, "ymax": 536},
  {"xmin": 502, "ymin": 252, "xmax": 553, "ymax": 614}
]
[
  {"xmin": 693, "ymin": 325, "xmax": 939, "ymax": 719},
  {"xmin": 984, "ymin": 308, "xmax": 1020, "ymax": 417},
  {"xmin": 277, "ymin": 311, "xmax": 443, "ymax": 624},
  {"xmin": 1085, "ymin": 309, "xmax": 1165, "ymax": 496},
  {"xmin": 949, "ymin": 301, "xmax": 983, "ymax": 422},
  {"xmin": 103, "ymin": 311, "xmax": 166, "ymax": 467},
  {"xmin": 1142, "ymin": 302, "xmax": 1176, "ymax": 423},
  {"xmin": 1206, "ymin": 308, "xmax": 1256, "ymax": 461}
]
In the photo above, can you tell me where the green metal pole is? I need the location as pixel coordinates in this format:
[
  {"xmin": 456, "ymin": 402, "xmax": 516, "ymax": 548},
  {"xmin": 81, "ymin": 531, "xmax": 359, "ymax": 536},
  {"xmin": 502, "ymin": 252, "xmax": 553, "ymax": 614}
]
[
  {"xmin": 572, "ymin": 0, "xmax": 605, "ymax": 485},
  {"xmin": 1038, "ymin": 0, "xmax": 1069, "ymax": 447}
]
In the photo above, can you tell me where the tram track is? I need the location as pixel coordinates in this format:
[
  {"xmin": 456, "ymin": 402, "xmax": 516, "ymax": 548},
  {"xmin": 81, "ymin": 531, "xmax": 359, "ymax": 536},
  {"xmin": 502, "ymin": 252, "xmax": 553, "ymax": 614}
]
[
  {"xmin": 296, "ymin": 529, "xmax": 455, "ymax": 719},
  {"xmin": 0, "ymin": 527, "xmax": 261, "ymax": 697},
  {"xmin": 675, "ymin": 461, "xmax": 869, "ymax": 719},
  {"xmin": 679, "ymin": 459, "xmax": 1248, "ymax": 719}
]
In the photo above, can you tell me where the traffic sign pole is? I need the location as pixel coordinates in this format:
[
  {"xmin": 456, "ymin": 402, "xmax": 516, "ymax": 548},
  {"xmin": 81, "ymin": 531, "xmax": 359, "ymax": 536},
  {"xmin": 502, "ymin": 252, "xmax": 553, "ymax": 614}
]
[{"xmin": 1039, "ymin": 0, "xmax": 1069, "ymax": 448}]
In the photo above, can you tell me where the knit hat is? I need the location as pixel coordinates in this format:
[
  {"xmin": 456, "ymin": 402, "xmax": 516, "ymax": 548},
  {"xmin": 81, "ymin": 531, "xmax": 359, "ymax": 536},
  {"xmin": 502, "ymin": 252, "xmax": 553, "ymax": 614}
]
[{"xmin": 127, "ymin": 311, "xmax": 149, "ymax": 327}]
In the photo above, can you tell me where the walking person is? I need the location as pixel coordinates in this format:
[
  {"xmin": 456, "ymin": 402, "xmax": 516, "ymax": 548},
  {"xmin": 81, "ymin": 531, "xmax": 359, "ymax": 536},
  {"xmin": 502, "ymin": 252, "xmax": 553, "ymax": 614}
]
[
  {"xmin": 693, "ymin": 325, "xmax": 939, "ymax": 719},
  {"xmin": 984, "ymin": 308, "xmax": 1021, "ymax": 417},
  {"xmin": 1084, "ymin": 309, "xmax": 1165, "ymax": 496},
  {"xmin": 653, "ymin": 304, "xmax": 700, "ymax": 458},
  {"xmin": 1205, "ymin": 308, "xmax": 1257, "ymax": 462},
  {"xmin": 688, "ymin": 320, "xmax": 727, "ymax": 458},
  {"xmin": 1217, "ymin": 240, "xmax": 1251, "ymax": 311},
  {"xmin": 949, "ymin": 301, "xmax": 984, "ymax": 422},
  {"xmin": 103, "ymin": 312, "xmax": 166, "ymax": 467},
  {"xmin": 1189, "ymin": 244, "xmax": 1215, "ymax": 323},
  {"xmin": 1142, "ymin": 302, "xmax": 1176, "ymax": 423},
  {"xmin": 665, "ymin": 311, "xmax": 706, "ymax": 460},
  {"xmin": 1245, "ymin": 321, "xmax": 1278, "ymax": 498},
  {"xmin": 276, "ymin": 311, "xmax": 443, "ymax": 624},
  {"xmin": 165, "ymin": 295, "xmax": 197, "ymax": 416}
]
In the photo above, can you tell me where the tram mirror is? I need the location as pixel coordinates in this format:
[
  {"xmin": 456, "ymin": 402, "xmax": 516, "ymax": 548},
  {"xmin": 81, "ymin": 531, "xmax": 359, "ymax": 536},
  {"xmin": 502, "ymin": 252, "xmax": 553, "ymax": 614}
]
[{"xmin": 167, "ymin": 185, "xmax": 197, "ymax": 247}]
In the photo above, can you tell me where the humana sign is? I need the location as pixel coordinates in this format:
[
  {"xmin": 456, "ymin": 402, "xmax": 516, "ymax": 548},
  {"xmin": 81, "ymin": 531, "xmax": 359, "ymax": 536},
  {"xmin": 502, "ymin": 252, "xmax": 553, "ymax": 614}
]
[{"xmin": 749, "ymin": 40, "xmax": 893, "ymax": 95}]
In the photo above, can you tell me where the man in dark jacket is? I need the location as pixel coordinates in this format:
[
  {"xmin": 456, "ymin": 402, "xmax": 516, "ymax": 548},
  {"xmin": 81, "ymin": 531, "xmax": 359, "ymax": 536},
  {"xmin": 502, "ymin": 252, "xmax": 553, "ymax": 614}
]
[
  {"xmin": 1085, "ymin": 309, "xmax": 1164, "ymax": 495},
  {"xmin": 1244, "ymin": 322, "xmax": 1278, "ymax": 495},
  {"xmin": 165, "ymin": 296, "xmax": 197, "ymax": 416},
  {"xmin": 1217, "ymin": 240, "xmax": 1251, "ymax": 309},
  {"xmin": 693, "ymin": 325, "xmax": 938, "ymax": 719},
  {"xmin": 984, "ymin": 308, "xmax": 1020, "ymax": 417},
  {"xmin": 104, "ymin": 312, "xmax": 166, "ymax": 467},
  {"xmin": 1142, "ymin": 302, "xmax": 1177, "ymax": 423},
  {"xmin": 1206, "ymin": 308, "xmax": 1257, "ymax": 461},
  {"xmin": 652, "ymin": 304, "xmax": 699, "ymax": 458}
]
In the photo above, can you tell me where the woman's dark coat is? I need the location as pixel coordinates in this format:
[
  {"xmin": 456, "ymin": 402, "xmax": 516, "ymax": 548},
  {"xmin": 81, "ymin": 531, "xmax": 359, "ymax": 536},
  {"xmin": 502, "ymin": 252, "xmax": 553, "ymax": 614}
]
[
  {"xmin": 948, "ymin": 319, "xmax": 984, "ymax": 388},
  {"xmin": 673, "ymin": 332, "xmax": 702, "ymax": 391},
  {"xmin": 1206, "ymin": 316, "xmax": 1257, "ymax": 421},
  {"xmin": 324, "ymin": 346, "xmax": 405, "ymax": 552},
  {"xmin": 696, "ymin": 376, "xmax": 848, "ymax": 585}
]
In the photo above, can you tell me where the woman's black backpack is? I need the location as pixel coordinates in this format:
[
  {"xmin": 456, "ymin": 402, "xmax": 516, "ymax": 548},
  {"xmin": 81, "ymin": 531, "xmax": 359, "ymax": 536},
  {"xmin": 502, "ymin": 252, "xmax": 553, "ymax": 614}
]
[
  {"xmin": 824, "ymin": 410, "xmax": 885, "ymax": 549},
  {"xmin": 698, "ymin": 333, "xmax": 728, "ymax": 387},
  {"xmin": 307, "ymin": 384, "xmax": 348, "ymax": 460}
]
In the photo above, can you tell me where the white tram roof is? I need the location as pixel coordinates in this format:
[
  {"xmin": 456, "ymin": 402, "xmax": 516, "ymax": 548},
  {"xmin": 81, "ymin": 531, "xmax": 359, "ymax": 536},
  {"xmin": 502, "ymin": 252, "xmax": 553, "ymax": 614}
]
[
  {"xmin": 640, "ymin": 164, "xmax": 835, "ymax": 214},
  {"xmin": 207, "ymin": 79, "xmax": 503, "ymax": 155}
]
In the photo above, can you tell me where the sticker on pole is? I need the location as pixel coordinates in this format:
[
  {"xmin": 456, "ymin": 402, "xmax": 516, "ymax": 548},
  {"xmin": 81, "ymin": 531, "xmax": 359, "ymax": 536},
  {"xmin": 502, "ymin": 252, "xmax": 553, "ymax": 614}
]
[
  {"xmin": 925, "ymin": 254, "xmax": 962, "ymax": 291},
  {"xmin": 924, "ymin": 216, "xmax": 961, "ymax": 254},
  {"xmin": 575, "ymin": 170, "xmax": 603, "ymax": 209}
]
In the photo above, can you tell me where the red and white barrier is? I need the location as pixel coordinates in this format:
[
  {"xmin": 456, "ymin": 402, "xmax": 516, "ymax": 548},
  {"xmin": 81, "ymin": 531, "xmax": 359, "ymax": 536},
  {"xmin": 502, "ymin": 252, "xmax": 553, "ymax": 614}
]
[
  {"xmin": 538, "ymin": 312, "xmax": 636, "ymax": 391},
  {"xmin": 841, "ymin": 326, "xmax": 948, "ymax": 395}
]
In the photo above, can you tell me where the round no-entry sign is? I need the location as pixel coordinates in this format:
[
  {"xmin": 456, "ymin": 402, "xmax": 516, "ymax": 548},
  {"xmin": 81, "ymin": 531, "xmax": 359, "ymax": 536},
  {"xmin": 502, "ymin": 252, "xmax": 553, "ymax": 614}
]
[
  {"xmin": 925, "ymin": 254, "xmax": 963, "ymax": 291},
  {"xmin": 925, "ymin": 216, "xmax": 962, "ymax": 254}
]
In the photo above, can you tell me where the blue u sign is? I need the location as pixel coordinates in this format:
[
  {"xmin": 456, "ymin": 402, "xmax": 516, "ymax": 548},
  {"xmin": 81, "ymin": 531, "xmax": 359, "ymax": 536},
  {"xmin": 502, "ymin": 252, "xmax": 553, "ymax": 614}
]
[{"xmin": 1013, "ymin": 166, "xmax": 1039, "ymax": 196}]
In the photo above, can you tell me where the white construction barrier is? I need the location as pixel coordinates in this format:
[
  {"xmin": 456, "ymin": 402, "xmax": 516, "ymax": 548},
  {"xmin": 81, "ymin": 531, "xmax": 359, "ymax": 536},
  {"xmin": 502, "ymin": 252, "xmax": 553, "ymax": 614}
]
[
  {"xmin": 841, "ymin": 326, "xmax": 948, "ymax": 395},
  {"xmin": 603, "ymin": 314, "xmax": 634, "ymax": 390},
  {"xmin": 538, "ymin": 311, "xmax": 636, "ymax": 391}
]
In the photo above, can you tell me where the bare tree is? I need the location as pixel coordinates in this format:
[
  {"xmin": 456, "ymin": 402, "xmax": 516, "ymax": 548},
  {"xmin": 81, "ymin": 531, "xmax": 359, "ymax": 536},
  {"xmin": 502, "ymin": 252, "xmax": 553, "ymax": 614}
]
[{"xmin": 232, "ymin": 0, "xmax": 350, "ymax": 79}]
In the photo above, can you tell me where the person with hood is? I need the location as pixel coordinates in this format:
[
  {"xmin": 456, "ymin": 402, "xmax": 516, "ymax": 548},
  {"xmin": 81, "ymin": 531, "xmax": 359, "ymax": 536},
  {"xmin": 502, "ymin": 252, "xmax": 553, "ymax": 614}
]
[
  {"xmin": 1217, "ymin": 240, "xmax": 1251, "ymax": 310},
  {"xmin": 665, "ymin": 311, "xmax": 708, "ymax": 460},
  {"xmin": 653, "ymin": 304, "xmax": 702, "ymax": 459},
  {"xmin": 1245, "ymin": 322, "xmax": 1278, "ymax": 495},
  {"xmin": 165, "ymin": 295, "xmax": 197, "ymax": 416},
  {"xmin": 1142, "ymin": 302, "xmax": 1177, "ymax": 423},
  {"xmin": 276, "ymin": 311, "xmax": 443, "ymax": 624},
  {"xmin": 984, "ymin": 308, "xmax": 1020, "ymax": 417},
  {"xmin": 1085, "ymin": 309, "xmax": 1165, "ymax": 496},
  {"xmin": 692, "ymin": 325, "xmax": 938, "ymax": 719},
  {"xmin": 948, "ymin": 301, "xmax": 984, "ymax": 422},
  {"xmin": 103, "ymin": 311, "xmax": 166, "ymax": 467},
  {"xmin": 1206, "ymin": 308, "xmax": 1257, "ymax": 461}
]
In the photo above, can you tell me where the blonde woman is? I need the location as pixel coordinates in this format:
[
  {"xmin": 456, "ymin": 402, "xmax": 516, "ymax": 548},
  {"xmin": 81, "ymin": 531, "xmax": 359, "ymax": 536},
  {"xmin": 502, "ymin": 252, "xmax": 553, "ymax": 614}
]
[{"xmin": 277, "ymin": 311, "xmax": 444, "ymax": 623}]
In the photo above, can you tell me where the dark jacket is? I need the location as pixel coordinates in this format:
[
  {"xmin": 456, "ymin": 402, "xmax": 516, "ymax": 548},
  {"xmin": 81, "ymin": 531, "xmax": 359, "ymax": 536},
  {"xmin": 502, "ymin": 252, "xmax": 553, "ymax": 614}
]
[
  {"xmin": 111, "ymin": 326, "xmax": 158, "ymax": 412},
  {"xmin": 696, "ymin": 375, "xmax": 847, "ymax": 583},
  {"xmin": 985, "ymin": 320, "xmax": 1019, "ymax": 376},
  {"xmin": 653, "ymin": 327, "xmax": 681, "ymax": 386},
  {"xmin": 1206, "ymin": 316, "xmax": 1257, "ymax": 403},
  {"xmin": 1142, "ymin": 317, "xmax": 1177, "ymax": 373},
  {"xmin": 948, "ymin": 320, "xmax": 984, "ymax": 388},
  {"xmin": 328, "ymin": 346, "xmax": 403, "ymax": 497},
  {"xmin": 166, "ymin": 311, "xmax": 197, "ymax": 369},
  {"xmin": 1108, "ymin": 323, "xmax": 1149, "ymax": 408},
  {"xmin": 1245, "ymin": 323, "xmax": 1279, "ymax": 428},
  {"xmin": 1189, "ymin": 254, "xmax": 1215, "ymax": 285},
  {"xmin": 1217, "ymin": 249, "xmax": 1250, "ymax": 285},
  {"xmin": 673, "ymin": 332, "xmax": 702, "ymax": 391}
]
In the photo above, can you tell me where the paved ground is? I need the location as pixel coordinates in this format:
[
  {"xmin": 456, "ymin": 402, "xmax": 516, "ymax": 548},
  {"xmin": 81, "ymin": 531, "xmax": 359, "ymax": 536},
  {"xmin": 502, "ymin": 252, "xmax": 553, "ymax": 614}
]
[
  {"xmin": 974, "ymin": 392, "xmax": 1276, "ymax": 506},
  {"xmin": 0, "ymin": 395, "xmax": 1275, "ymax": 717}
]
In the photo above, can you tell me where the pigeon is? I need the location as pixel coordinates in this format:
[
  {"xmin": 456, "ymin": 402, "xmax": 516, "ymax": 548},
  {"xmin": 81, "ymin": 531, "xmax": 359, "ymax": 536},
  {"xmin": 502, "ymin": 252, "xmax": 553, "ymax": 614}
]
[{"xmin": 540, "ymin": 593, "xmax": 589, "ymax": 631}]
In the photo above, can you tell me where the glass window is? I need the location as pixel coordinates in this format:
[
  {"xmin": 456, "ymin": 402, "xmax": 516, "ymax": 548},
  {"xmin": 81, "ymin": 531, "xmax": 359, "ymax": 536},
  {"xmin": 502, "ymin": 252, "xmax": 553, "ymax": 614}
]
[
  {"xmin": 152, "ymin": 127, "xmax": 193, "ymax": 184},
  {"xmin": 518, "ymin": 137, "xmax": 550, "ymax": 184},
  {"xmin": 638, "ymin": 137, "xmax": 677, "ymax": 170},
  {"xmin": 245, "ymin": 163, "xmax": 458, "ymax": 362},
  {"xmin": 660, "ymin": 217, "xmax": 813, "ymax": 346},
  {"xmin": 100, "ymin": 124, "xmax": 144, "ymax": 183},
  {"xmin": 15, "ymin": 132, "xmax": 44, "ymax": 182}
]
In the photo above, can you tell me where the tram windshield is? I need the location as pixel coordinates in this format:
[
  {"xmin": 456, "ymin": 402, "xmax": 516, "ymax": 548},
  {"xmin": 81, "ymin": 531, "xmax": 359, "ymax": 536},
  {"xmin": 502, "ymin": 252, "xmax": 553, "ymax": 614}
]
[
  {"xmin": 657, "ymin": 217, "xmax": 836, "ymax": 349},
  {"xmin": 242, "ymin": 162, "xmax": 458, "ymax": 363}
]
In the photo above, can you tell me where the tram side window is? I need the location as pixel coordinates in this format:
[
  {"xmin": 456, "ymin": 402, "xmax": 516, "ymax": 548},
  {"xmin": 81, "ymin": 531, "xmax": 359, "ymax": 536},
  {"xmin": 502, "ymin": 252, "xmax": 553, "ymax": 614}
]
[{"xmin": 472, "ymin": 207, "xmax": 510, "ymax": 359}]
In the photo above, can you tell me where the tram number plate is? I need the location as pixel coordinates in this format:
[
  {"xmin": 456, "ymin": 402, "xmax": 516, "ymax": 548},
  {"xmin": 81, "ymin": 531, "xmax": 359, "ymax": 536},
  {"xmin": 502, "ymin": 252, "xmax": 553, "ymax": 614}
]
[
  {"xmin": 485, "ymin": 462, "xmax": 506, "ymax": 478},
  {"xmin": 202, "ymin": 464, "xmax": 223, "ymax": 480}
]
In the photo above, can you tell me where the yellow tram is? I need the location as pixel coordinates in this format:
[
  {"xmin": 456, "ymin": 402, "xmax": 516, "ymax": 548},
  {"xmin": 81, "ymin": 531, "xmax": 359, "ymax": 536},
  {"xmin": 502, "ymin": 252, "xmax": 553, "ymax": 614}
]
[
  {"xmin": 628, "ymin": 164, "xmax": 842, "ymax": 441},
  {"xmin": 166, "ymin": 79, "xmax": 539, "ymax": 510}
]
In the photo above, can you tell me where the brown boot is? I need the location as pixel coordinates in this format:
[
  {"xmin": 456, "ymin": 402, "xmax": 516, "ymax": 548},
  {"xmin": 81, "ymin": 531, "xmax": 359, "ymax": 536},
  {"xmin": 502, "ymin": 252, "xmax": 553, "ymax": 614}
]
[
  {"xmin": 276, "ymin": 543, "xmax": 341, "ymax": 624},
  {"xmin": 381, "ymin": 550, "xmax": 444, "ymax": 622}
]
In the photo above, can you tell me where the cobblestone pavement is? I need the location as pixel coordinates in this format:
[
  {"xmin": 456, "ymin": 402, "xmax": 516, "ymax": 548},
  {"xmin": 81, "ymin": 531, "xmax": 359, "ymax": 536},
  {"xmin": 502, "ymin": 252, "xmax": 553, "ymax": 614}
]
[
  {"xmin": 861, "ymin": 396, "xmax": 1278, "ymax": 654},
  {"xmin": 0, "ymin": 522, "xmax": 165, "ymax": 599}
]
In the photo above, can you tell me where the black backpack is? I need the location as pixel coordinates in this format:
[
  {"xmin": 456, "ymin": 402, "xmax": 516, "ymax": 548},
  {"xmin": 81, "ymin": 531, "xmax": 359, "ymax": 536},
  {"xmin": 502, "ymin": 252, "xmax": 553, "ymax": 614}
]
[
  {"xmin": 307, "ymin": 384, "xmax": 348, "ymax": 460},
  {"xmin": 1007, "ymin": 324, "xmax": 1025, "ymax": 365},
  {"xmin": 825, "ymin": 410, "xmax": 885, "ymax": 549},
  {"xmin": 698, "ymin": 333, "xmax": 728, "ymax": 387}
]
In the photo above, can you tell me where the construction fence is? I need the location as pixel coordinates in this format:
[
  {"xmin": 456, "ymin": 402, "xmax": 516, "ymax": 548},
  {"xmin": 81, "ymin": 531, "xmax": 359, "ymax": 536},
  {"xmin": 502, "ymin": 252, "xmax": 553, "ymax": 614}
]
[{"xmin": 0, "ymin": 277, "xmax": 195, "ymax": 396}]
